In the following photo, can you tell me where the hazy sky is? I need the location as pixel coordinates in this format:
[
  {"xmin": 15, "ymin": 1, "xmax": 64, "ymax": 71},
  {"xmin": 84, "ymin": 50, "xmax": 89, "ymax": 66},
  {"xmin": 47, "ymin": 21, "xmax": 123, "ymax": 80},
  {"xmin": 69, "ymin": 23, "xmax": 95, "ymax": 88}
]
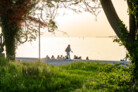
[{"xmin": 42, "ymin": 0, "xmax": 129, "ymax": 37}]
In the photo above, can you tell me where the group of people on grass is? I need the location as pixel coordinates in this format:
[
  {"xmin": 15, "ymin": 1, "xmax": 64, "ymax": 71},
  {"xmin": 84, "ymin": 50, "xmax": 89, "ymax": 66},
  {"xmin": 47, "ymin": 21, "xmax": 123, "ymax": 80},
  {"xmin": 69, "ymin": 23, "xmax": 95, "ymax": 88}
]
[
  {"xmin": 46, "ymin": 44, "xmax": 89, "ymax": 60},
  {"xmin": 45, "ymin": 44, "xmax": 73, "ymax": 60},
  {"xmin": 46, "ymin": 55, "xmax": 65, "ymax": 60}
]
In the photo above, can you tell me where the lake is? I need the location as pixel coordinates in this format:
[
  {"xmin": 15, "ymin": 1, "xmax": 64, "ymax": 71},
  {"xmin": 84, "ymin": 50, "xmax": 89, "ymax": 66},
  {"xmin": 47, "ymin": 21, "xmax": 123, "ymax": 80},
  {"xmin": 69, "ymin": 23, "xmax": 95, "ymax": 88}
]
[{"xmin": 16, "ymin": 37, "xmax": 126, "ymax": 61}]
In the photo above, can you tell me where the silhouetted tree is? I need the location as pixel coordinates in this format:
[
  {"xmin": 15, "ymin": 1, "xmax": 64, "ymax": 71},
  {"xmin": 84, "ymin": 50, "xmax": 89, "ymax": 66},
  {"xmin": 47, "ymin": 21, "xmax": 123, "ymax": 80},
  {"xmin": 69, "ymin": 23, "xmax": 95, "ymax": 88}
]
[
  {"xmin": 0, "ymin": 0, "xmax": 35, "ymax": 60},
  {"xmin": 100, "ymin": 0, "xmax": 138, "ymax": 84},
  {"xmin": 0, "ymin": 0, "xmax": 54, "ymax": 60}
]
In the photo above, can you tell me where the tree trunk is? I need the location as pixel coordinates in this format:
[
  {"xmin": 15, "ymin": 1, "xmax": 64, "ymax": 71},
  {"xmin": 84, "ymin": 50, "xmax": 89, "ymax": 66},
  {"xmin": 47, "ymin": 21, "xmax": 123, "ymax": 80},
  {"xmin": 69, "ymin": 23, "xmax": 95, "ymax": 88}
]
[
  {"xmin": 127, "ymin": 0, "xmax": 136, "ymax": 45},
  {"xmin": 100, "ymin": 0, "xmax": 138, "ymax": 84},
  {"xmin": 133, "ymin": 56, "xmax": 138, "ymax": 81},
  {"xmin": 100, "ymin": 0, "xmax": 121, "ymax": 38},
  {"xmin": 4, "ymin": 29, "xmax": 16, "ymax": 60},
  {"xmin": 126, "ymin": 1, "xmax": 138, "ymax": 83},
  {"xmin": 1, "ymin": 17, "xmax": 17, "ymax": 60}
]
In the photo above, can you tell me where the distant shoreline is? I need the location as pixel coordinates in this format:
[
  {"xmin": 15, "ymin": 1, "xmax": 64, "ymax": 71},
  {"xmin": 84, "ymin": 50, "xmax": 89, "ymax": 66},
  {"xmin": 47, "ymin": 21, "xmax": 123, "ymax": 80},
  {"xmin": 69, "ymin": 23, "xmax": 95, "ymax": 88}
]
[{"xmin": 16, "ymin": 57, "xmax": 130, "ymax": 66}]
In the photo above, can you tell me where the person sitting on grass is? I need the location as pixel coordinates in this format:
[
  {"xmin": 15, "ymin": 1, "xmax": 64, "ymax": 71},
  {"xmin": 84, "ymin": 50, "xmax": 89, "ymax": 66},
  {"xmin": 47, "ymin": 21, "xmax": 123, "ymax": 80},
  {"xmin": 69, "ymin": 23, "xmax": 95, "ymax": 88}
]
[
  {"xmin": 51, "ymin": 55, "xmax": 55, "ymax": 59},
  {"xmin": 46, "ymin": 55, "xmax": 50, "ymax": 59}
]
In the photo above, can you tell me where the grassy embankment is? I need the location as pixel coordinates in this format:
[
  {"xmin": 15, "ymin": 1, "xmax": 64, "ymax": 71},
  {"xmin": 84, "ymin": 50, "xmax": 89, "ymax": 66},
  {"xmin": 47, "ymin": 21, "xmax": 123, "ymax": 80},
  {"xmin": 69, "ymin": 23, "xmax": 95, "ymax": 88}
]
[{"xmin": 0, "ymin": 58, "xmax": 137, "ymax": 92}]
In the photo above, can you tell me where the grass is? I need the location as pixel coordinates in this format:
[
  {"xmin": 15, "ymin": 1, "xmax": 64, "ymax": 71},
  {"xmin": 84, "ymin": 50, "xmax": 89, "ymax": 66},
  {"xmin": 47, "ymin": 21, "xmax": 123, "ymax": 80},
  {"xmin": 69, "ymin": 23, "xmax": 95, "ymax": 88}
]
[{"xmin": 0, "ymin": 57, "xmax": 137, "ymax": 92}]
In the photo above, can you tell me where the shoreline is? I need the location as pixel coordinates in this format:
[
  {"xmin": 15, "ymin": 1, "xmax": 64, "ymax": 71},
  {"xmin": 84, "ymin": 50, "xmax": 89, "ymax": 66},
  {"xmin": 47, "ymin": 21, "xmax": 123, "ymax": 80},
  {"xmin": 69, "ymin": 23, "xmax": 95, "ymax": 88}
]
[{"xmin": 16, "ymin": 57, "xmax": 130, "ymax": 66}]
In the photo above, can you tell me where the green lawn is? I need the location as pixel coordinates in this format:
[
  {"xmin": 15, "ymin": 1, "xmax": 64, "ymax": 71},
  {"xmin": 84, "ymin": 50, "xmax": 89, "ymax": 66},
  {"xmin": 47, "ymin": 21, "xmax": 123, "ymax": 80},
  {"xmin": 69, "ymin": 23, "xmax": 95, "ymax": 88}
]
[{"xmin": 0, "ymin": 58, "xmax": 136, "ymax": 92}]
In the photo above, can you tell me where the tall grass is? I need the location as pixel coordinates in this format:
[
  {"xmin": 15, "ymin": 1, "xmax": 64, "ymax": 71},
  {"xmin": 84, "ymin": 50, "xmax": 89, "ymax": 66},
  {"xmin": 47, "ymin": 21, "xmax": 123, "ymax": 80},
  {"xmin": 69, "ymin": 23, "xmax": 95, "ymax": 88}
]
[
  {"xmin": 0, "ymin": 58, "xmax": 83, "ymax": 92},
  {"xmin": 0, "ymin": 58, "xmax": 137, "ymax": 92}
]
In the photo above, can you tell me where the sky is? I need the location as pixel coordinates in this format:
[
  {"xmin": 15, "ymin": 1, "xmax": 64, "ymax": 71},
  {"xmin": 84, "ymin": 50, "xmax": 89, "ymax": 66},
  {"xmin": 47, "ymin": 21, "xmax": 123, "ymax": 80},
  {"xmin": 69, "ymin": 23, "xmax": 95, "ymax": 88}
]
[{"xmin": 41, "ymin": 0, "xmax": 129, "ymax": 38}]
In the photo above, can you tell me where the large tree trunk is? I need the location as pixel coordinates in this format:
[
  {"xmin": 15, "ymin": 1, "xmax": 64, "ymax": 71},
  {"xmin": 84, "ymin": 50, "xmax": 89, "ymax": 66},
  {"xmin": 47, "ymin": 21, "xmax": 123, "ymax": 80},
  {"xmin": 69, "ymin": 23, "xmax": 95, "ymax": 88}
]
[
  {"xmin": 1, "ymin": 17, "xmax": 17, "ymax": 60},
  {"xmin": 127, "ymin": 0, "xmax": 138, "ymax": 83}
]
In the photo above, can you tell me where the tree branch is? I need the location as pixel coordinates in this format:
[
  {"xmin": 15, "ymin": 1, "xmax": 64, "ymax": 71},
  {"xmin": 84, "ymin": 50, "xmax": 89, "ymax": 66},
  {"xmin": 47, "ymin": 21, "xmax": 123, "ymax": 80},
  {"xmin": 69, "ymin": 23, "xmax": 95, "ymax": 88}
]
[
  {"xmin": 127, "ymin": 0, "xmax": 136, "ymax": 42},
  {"xmin": 26, "ymin": 16, "xmax": 47, "ymax": 27},
  {"xmin": 100, "ymin": 0, "xmax": 122, "ymax": 38}
]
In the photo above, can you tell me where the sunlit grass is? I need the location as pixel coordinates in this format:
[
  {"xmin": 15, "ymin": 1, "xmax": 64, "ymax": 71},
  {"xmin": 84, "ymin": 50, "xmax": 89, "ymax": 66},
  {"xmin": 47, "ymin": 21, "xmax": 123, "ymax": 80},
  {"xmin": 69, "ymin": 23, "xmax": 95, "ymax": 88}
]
[{"xmin": 0, "ymin": 58, "xmax": 136, "ymax": 92}]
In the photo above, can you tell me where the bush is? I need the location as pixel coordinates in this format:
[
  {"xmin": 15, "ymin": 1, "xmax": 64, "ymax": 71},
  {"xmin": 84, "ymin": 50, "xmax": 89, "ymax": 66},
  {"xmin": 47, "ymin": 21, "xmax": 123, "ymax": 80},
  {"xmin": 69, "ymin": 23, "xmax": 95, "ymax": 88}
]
[
  {"xmin": 0, "ymin": 57, "xmax": 8, "ymax": 66},
  {"xmin": 88, "ymin": 63, "xmax": 133, "ymax": 91}
]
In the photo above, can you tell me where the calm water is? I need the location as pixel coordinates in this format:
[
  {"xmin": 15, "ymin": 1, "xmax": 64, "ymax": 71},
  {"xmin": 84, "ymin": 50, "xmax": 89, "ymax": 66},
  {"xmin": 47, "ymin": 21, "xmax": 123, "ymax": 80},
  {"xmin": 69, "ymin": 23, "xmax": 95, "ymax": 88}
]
[{"xmin": 16, "ymin": 37, "xmax": 126, "ymax": 61}]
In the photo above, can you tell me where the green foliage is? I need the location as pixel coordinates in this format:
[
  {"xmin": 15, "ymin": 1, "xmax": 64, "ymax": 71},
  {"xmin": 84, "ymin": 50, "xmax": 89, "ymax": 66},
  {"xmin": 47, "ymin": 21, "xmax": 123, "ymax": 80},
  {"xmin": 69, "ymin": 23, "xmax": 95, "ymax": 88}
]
[
  {"xmin": 113, "ymin": 20, "xmax": 129, "ymax": 46},
  {"xmin": 61, "ymin": 62, "xmax": 136, "ymax": 91},
  {"xmin": 86, "ymin": 63, "xmax": 135, "ymax": 91},
  {"xmin": 128, "ymin": 0, "xmax": 138, "ymax": 22},
  {"xmin": 47, "ymin": 19, "xmax": 58, "ymax": 32},
  {"xmin": 0, "ymin": 59, "xmax": 137, "ymax": 91},
  {"xmin": 0, "ymin": 57, "xmax": 8, "ymax": 66}
]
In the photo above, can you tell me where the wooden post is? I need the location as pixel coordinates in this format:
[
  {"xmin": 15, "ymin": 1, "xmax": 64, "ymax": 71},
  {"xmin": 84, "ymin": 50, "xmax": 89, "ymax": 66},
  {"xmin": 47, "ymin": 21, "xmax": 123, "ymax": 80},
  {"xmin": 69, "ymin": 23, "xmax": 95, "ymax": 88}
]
[{"xmin": 39, "ymin": 23, "xmax": 41, "ymax": 62}]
